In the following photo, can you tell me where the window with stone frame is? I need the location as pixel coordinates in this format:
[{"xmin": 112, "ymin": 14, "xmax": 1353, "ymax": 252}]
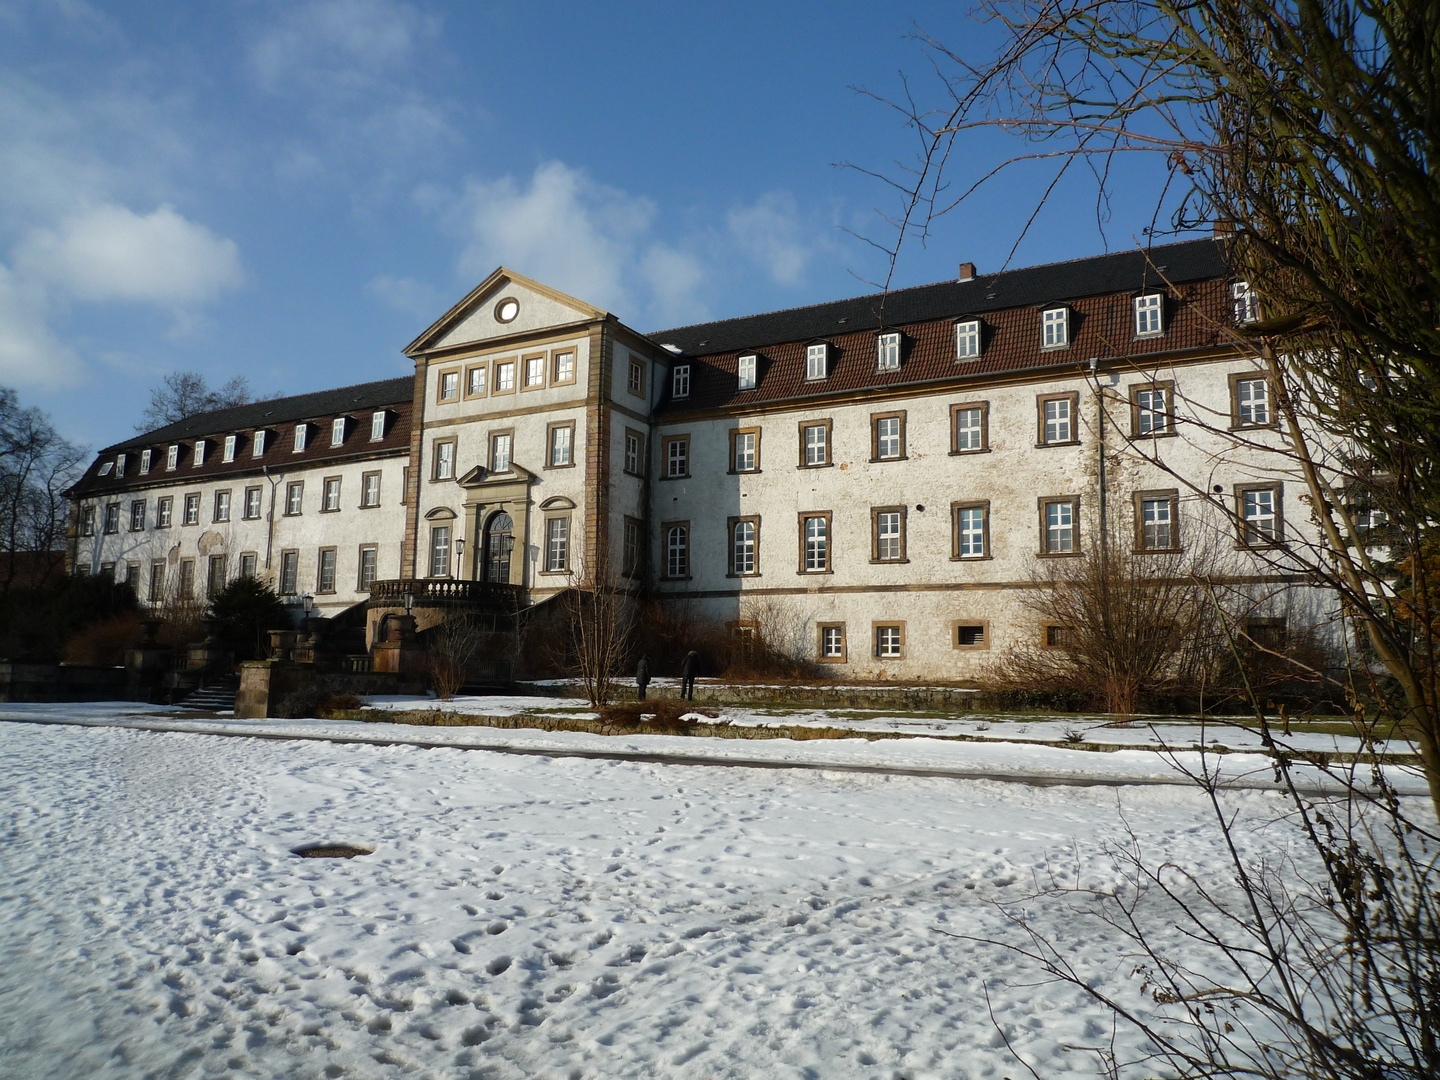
[
  {"xmin": 663, "ymin": 522, "xmax": 689, "ymax": 579},
  {"xmin": 243, "ymin": 486, "xmax": 263, "ymax": 520},
  {"xmin": 663, "ymin": 435, "xmax": 689, "ymax": 479},
  {"xmin": 730, "ymin": 428, "xmax": 760, "ymax": 473},
  {"xmin": 800, "ymin": 512, "xmax": 831, "ymax": 573},
  {"xmin": 1131, "ymin": 382, "xmax": 1174, "ymax": 437},
  {"xmin": 1136, "ymin": 490, "xmax": 1180, "ymax": 551},
  {"xmin": 951, "ymin": 402, "xmax": 989, "ymax": 453},
  {"xmin": 874, "ymin": 623, "xmax": 905, "ymax": 659},
  {"xmin": 1040, "ymin": 496, "xmax": 1079, "ymax": 554},
  {"xmin": 952, "ymin": 501, "xmax": 989, "ymax": 559},
  {"xmin": 544, "ymin": 516, "xmax": 570, "ymax": 573},
  {"xmin": 1037, "ymin": 392, "xmax": 1079, "ymax": 445},
  {"xmin": 800, "ymin": 420, "xmax": 831, "ymax": 467},
  {"xmin": 817, "ymin": 623, "xmax": 846, "ymax": 662},
  {"xmin": 871, "ymin": 506, "xmax": 907, "ymax": 562},
  {"xmin": 728, "ymin": 516, "xmax": 759, "ymax": 576},
  {"xmin": 871, "ymin": 412, "xmax": 906, "ymax": 461},
  {"xmin": 1238, "ymin": 484, "xmax": 1283, "ymax": 546}
]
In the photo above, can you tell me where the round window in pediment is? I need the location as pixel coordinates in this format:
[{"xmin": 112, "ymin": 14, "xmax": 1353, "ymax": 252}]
[{"xmin": 495, "ymin": 297, "xmax": 520, "ymax": 323}]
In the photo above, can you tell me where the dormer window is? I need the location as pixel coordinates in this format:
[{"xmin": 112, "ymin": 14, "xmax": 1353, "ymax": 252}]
[
  {"xmin": 1233, "ymin": 281, "xmax": 1258, "ymax": 324},
  {"xmin": 192, "ymin": 440, "xmax": 206, "ymax": 467},
  {"xmin": 139, "ymin": 449, "xmax": 152, "ymax": 475},
  {"xmin": 955, "ymin": 319, "xmax": 981, "ymax": 360},
  {"xmin": 293, "ymin": 424, "xmax": 308, "ymax": 453},
  {"xmin": 252, "ymin": 430, "xmax": 266, "ymax": 457},
  {"xmin": 166, "ymin": 445, "xmax": 179, "ymax": 471},
  {"xmin": 114, "ymin": 454, "xmax": 126, "ymax": 478},
  {"xmin": 672, "ymin": 364, "xmax": 691, "ymax": 399},
  {"xmin": 1042, "ymin": 307, "xmax": 1069, "ymax": 349},
  {"xmin": 737, "ymin": 354, "xmax": 757, "ymax": 391},
  {"xmin": 806, "ymin": 343, "xmax": 829, "ymax": 381},
  {"xmin": 370, "ymin": 410, "xmax": 386, "ymax": 441},
  {"xmin": 223, "ymin": 434, "xmax": 237, "ymax": 462},
  {"xmin": 1135, "ymin": 293, "xmax": 1163, "ymax": 337},
  {"xmin": 877, "ymin": 332, "xmax": 901, "ymax": 372},
  {"xmin": 331, "ymin": 417, "xmax": 346, "ymax": 447}
]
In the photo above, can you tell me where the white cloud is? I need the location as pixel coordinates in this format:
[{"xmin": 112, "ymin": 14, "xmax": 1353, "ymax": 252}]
[
  {"xmin": 16, "ymin": 203, "xmax": 243, "ymax": 306},
  {"xmin": 365, "ymin": 273, "xmax": 443, "ymax": 320},
  {"xmin": 0, "ymin": 263, "xmax": 79, "ymax": 387},
  {"xmin": 251, "ymin": 0, "xmax": 438, "ymax": 97},
  {"xmin": 726, "ymin": 192, "xmax": 824, "ymax": 287},
  {"xmin": 454, "ymin": 161, "xmax": 660, "ymax": 315},
  {"xmin": 639, "ymin": 244, "xmax": 707, "ymax": 327}
]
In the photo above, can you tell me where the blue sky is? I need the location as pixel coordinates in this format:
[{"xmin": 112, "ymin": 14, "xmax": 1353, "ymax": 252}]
[{"xmin": 0, "ymin": 0, "xmax": 1190, "ymax": 449}]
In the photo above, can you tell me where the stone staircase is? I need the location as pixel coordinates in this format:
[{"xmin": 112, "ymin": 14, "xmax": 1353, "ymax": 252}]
[{"xmin": 177, "ymin": 674, "xmax": 240, "ymax": 712}]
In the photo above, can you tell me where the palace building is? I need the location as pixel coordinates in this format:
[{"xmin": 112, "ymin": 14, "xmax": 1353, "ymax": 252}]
[{"xmin": 65, "ymin": 236, "xmax": 1325, "ymax": 678}]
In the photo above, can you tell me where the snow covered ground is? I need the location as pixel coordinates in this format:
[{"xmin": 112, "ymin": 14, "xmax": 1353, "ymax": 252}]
[{"xmin": 2, "ymin": 715, "xmax": 1417, "ymax": 1079}]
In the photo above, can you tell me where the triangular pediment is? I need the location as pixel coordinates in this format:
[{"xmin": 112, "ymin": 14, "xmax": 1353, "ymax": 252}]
[
  {"xmin": 406, "ymin": 268, "xmax": 607, "ymax": 356},
  {"xmin": 457, "ymin": 462, "xmax": 538, "ymax": 489}
]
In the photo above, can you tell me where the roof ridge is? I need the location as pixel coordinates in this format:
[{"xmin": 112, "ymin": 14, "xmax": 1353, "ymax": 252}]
[
  {"xmin": 109, "ymin": 374, "xmax": 414, "ymax": 451},
  {"xmin": 647, "ymin": 236, "xmax": 1221, "ymax": 341}
]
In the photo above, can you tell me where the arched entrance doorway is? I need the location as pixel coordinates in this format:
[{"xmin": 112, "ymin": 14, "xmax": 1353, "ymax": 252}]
[{"xmin": 483, "ymin": 511, "xmax": 514, "ymax": 583}]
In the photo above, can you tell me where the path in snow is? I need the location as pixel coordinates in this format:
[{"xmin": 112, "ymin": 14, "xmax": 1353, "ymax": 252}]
[{"xmin": 2, "ymin": 723, "xmax": 1321, "ymax": 1079}]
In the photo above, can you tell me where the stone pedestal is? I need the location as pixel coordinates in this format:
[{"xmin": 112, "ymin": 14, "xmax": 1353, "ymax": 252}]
[{"xmin": 235, "ymin": 660, "xmax": 309, "ymax": 719}]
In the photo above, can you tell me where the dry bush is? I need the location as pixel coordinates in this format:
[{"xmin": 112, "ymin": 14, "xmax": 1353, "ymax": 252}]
[
  {"xmin": 61, "ymin": 611, "xmax": 144, "ymax": 666},
  {"xmin": 988, "ymin": 528, "xmax": 1231, "ymax": 716},
  {"xmin": 726, "ymin": 595, "xmax": 824, "ymax": 680},
  {"xmin": 599, "ymin": 700, "xmax": 720, "ymax": 733},
  {"xmin": 152, "ymin": 597, "xmax": 209, "ymax": 650},
  {"xmin": 315, "ymin": 692, "xmax": 362, "ymax": 717},
  {"xmin": 425, "ymin": 612, "xmax": 484, "ymax": 700}
]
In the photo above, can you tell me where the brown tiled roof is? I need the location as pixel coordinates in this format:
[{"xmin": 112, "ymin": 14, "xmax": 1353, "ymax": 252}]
[
  {"xmin": 69, "ymin": 382, "xmax": 414, "ymax": 499},
  {"xmin": 653, "ymin": 240, "xmax": 1235, "ymax": 414}
]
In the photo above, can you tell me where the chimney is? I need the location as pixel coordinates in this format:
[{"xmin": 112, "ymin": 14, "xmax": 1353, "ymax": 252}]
[{"xmin": 958, "ymin": 261, "xmax": 976, "ymax": 282}]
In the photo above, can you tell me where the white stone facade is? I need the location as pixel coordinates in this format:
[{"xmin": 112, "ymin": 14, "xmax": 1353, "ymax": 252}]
[{"xmin": 68, "ymin": 241, "xmax": 1334, "ymax": 677}]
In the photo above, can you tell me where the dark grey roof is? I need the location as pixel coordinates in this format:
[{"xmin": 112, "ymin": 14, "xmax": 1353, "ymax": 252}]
[
  {"xmin": 649, "ymin": 237, "xmax": 1228, "ymax": 356},
  {"xmin": 107, "ymin": 376, "xmax": 414, "ymax": 452}
]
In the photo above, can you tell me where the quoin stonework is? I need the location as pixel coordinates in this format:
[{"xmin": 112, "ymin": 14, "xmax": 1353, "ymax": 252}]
[{"xmin": 65, "ymin": 237, "xmax": 1328, "ymax": 678}]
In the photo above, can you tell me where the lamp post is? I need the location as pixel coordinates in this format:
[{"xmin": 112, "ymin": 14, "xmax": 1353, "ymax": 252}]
[{"xmin": 455, "ymin": 536, "xmax": 466, "ymax": 579}]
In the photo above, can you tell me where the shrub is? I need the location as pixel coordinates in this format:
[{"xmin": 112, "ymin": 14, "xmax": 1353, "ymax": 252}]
[{"xmin": 61, "ymin": 611, "xmax": 144, "ymax": 666}]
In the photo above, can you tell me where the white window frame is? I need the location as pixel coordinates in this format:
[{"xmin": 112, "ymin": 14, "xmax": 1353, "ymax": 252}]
[
  {"xmin": 1042, "ymin": 307, "xmax": 1069, "ymax": 348},
  {"xmin": 114, "ymin": 454, "xmax": 126, "ymax": 478},
  {"xmin": 490, "ymin": 433, "xmax": 511, "ymax": 473},
  {"xmin": 954, "ymin": 406, "xmax": 985, "ymax": 451},
  {"xmin": 192, "ymin": 441, "xmax": 205, "ymax": 467},
  {"xmin": 1134, "ymin": 293, "xmax": 1163, "ymax": 337},
  {"xmin": 875, "ymin": 625, "xmax": 903, "ymax": 658},
  {"xmin": 731, "ymin": 519, "xmax": 756, "ymax": 575},
  {"xmin": 495, "ymin": 361, "xmax": 515, "ymax": 392},
  {"xmin": 429, "ymin": 525, "xmax": 452, "ymax": 577},
  {"xmin": 285, "ymin": 482, "xmax": 303, "ymax": 516},
  {"xmin": 820, "ymin": 625, "xmax": 845, "ymax": 659},
  {"xmin": 293, "ymin": 424, "xmax": 307, "ymax": 453},
  {"xmin": 738, "ymin": 353, "xmax": 757, "ymax": 391},
  {"xmin": 439, "ymin": 370, "xmax": 460, "ymax": 401},
  {"xmin": 1241, "ymin": 487, "xmax": 1279, "ymax": 545},
  {"xmin": 244, "ymin": 487, "xmax": 262, "ymax": 520},
  {"xmin": 434, "ymin": 440, "xmax": 457, "ymax": 481},
  {"xmin": 875, "ymin": 511, "xmax": 903, "ymax": 561},
  {"xmin": 956, "ymin": 505, "xmax": 986, "ymax": 558},
  {"xmin": 806, "ymin": 343, "xmax": 828, "ymax": 381},
  {"xmin": 129, "ymin": 500, "xmax": 146, "ymax": 532},
  {"xmin": 252, "ymin": 430, "xmax": 266, "ymax": 457},
  {"xmin": 803, "ymin": 423, "xmax": 829, "ymax": 467},
  {"xmin": 361, "ymin": 472, "xmax": 381, "ymax": 508},
  {"xmin": 665, "ymin": 524, "xmax": 688, "ymax": 578},
  {"xmin": 223, "ymin": 435, "xmax": 237, "ymax": 462},
  {"xmin": 1236, "ymin": 377, "xmax": 1270, "ymax": 426},
  {"xmin": 214, "ymin": 490, "xmax": 231, "ymax": 523},
  {"xmin": 1233, "ymin": 281, "xmax": 1258, "ymax": 324},
  {"xmin": 1043, "ymin": 397, "xmax": 1073, "ymax": 444},
  {"xmin": 1135, "ymin": 386, "xmax": 1169, "ymax": 436},
  {"xmin": 370, "ymin": 411, "xmax": 386, "ymax": 442},
  {"xmin": 323, "ymin": 478, "xmax": 341, "ymax": 512},
  {"xmin": 549, "ymin": 425, "xmax": 573, "ymax": 467},
  {"xmin": 166, "ymin": 445, "xmax": 179, "ymax": 471},
  {"xmin": 955, "ymin": 319, "xmax": 981, "ymax": 360},
  {"xmin": 1140, "ymin": 496, "xmax": 1174, "ymax": 550},
  {"xmin": 1044, "ymin": 499, "xmax": 1076, "ymax": 554},
  {"xmin": 875, "ymin": 416, "xmax": 902, "ymax": 460},
  {"xmin": 139, "ymin": 449, "xmax": 152, "ymax": 474},
  {"xmin": 877, "ymin": 332, "xmax": 900, "ymax": 372},
  {"xmin": 666, "ymin": 437, "xmax": 688, "ymax": 478},
  {"xmin": 672, "ymin": 364, "xmax": 691, "ymax": 399},
  {"xmin": 732, "ymin": 430, "xmax": 757, "ymax": 473},
  {"xmin": 182, "ymin": 493, "xmax": 200, "ymax": 527},
  {"xmin": 803, "ymin": 515, "xmax": 829, "ymax": 573},
  {"xmin": 543, "ymin": 516, "xmax": 569, "ymax": 572},
  {"xmin": 331, "ymin": 418, "xmax": 346, "ymax": 447}
]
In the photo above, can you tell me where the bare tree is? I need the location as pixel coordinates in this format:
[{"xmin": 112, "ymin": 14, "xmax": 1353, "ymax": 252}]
[
  {"xmin": 568, "ymin": 542, "xmax": 637, "ymax": 708},
  {"xmin": 138, "ymin": 372, "xmax": 254, "ymax": 431},
  {"xmin": 993, "ymin": 522, "xmax": 1235, "ymax": 715},
  {"xmin": 0, "ymin": 388, "xmax": 83, "ymax": 592},
  {"xmin": 854, "ymin": 0, "xmax": 1440, "ymax": 815},
  {"xmin": 425, "ymin": 611, "xmax": 484, "ymax": 700}
]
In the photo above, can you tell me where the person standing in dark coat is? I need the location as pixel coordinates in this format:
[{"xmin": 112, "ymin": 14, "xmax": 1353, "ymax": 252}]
[
  {"xmin": 635, "ymin": 655, "xmax": 650, "ymax": 700},
  {"xmin": 680, "ymin": 650, "xmax": 699, "ymax": 701}
]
